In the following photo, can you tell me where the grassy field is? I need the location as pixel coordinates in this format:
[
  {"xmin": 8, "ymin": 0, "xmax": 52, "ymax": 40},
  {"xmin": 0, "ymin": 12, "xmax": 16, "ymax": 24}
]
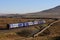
[
  {"xmin": 0, "ymin": 18, "xmax": 60, "ymax": 40},
  {"xmin": 0, "ymin": 18, "xmax": 36, "ymax": 28}
]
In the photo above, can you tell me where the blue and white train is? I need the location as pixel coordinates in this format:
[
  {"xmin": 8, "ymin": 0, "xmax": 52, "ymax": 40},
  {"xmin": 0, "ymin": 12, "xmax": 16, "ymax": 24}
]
[{"xmin": 8, "ymin": 20, "xmax": 46, "ymax": 29}]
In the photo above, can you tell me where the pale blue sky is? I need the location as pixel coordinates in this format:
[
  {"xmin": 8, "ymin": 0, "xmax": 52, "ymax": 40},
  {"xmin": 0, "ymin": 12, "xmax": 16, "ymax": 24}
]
[{"xmin": 0, "ymin": 0, "xmax": 60, "ymax": 14}]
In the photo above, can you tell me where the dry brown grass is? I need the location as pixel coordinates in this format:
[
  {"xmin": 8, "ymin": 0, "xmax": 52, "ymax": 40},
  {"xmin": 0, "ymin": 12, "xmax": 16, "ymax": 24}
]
[
  {"xmin": 0, "ymin": 18, "xmax": 35, "ymax": 28},
  {"xmin": 0, "ymin": 18, "xmax": 60, "ymax": 40}
]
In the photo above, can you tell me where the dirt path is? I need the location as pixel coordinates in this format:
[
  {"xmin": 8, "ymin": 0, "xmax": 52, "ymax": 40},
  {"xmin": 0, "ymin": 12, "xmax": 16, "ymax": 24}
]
[{"xmin": 34, "ymin": 20, "xmax": 60, "ymax": 37}]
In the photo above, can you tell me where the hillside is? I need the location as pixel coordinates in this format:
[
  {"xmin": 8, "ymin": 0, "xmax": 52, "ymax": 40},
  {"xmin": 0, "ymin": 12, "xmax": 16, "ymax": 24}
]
[
  {"xmin": 0, "ymin": 5, "xmax": 60, "ymax": 18},
  {"xmin": 22, "ymin": 5, "xmax": 60, "ymax": 18},
  {"xmin": 25, "ymin": 5, "xmax": 60, "ymax": 15}
]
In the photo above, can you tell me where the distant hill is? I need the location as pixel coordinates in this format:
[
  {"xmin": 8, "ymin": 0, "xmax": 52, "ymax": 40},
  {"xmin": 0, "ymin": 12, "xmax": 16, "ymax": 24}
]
[
  {"xmin": 23, "ymin": 5, "xmax": 60, "ymax": 18},
  {"xmin": 26, "ymin": 5, "xmax": 60, "ymax": 15},
  {"xmin": 0, "ymin": 5, "xmax": 60, "ymax": 18}
]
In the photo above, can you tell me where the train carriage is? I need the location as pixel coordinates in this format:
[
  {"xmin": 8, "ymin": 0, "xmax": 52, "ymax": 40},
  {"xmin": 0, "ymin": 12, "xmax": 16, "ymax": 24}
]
[
  {"xmin": 18, "ymin": 23, "xmax": 24, "ymax": 27},
  {"xmin": 33, "ymin": 21, "xmax": 39, "ymax": 25},
  {"xmin": 38, "ymin": 20, "xmax": 46, "ymax": 24},
  {"xmin": 27, "ymin": 22, "xmax": 34, "ymax": 25},
  {"xmin": 23, "ymin": 22, "xmax": 29, "ymax": 27},
  {"xmin": 8, "ymin": 20, "xmax": 46, "ymax": 29},
  {"xmin": 9, "ymin": 23, "xmax": 19, "ymax": 28}
]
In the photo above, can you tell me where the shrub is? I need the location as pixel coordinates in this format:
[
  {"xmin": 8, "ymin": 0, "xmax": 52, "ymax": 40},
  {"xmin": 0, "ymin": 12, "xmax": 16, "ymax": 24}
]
[{"xmin": 16, "ymin": 29, "xmax": 33, "ymax": 37}]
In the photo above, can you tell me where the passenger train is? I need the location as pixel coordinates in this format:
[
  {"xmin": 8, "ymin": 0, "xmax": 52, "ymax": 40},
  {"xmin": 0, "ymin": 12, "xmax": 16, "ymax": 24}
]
[{"xmin": 8, "ymin": 20, "xmax": 46, "ymax": 29}]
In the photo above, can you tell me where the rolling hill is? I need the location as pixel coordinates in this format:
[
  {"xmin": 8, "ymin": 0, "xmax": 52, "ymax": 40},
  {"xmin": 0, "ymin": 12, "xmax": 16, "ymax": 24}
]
[
  {"xmin": 23, "ymin": 5, "xmax": 60, "ymax": 18},
  {"xmin": 0, "ymin": 5, "xmax": 60, "ymax": 18}
]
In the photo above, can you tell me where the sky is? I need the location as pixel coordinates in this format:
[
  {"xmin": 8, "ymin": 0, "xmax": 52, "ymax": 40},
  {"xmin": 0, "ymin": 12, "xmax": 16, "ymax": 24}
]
[{"xmin": 0, "ymin": 0, "xmax": 60, "ymax": 14}]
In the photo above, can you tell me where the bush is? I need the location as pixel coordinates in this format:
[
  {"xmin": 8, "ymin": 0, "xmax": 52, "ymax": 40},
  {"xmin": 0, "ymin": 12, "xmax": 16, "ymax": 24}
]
[
  {"xmin": 51, "ymin": 36, "xmax": 60, "ymax": 40},
  {"xmin": 38, "ymin": 29, "xmax": 50, "ymax": 36},
  {"xmin": 16, "ymin": 29, "xmax": 33, "ymax": 37}
]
